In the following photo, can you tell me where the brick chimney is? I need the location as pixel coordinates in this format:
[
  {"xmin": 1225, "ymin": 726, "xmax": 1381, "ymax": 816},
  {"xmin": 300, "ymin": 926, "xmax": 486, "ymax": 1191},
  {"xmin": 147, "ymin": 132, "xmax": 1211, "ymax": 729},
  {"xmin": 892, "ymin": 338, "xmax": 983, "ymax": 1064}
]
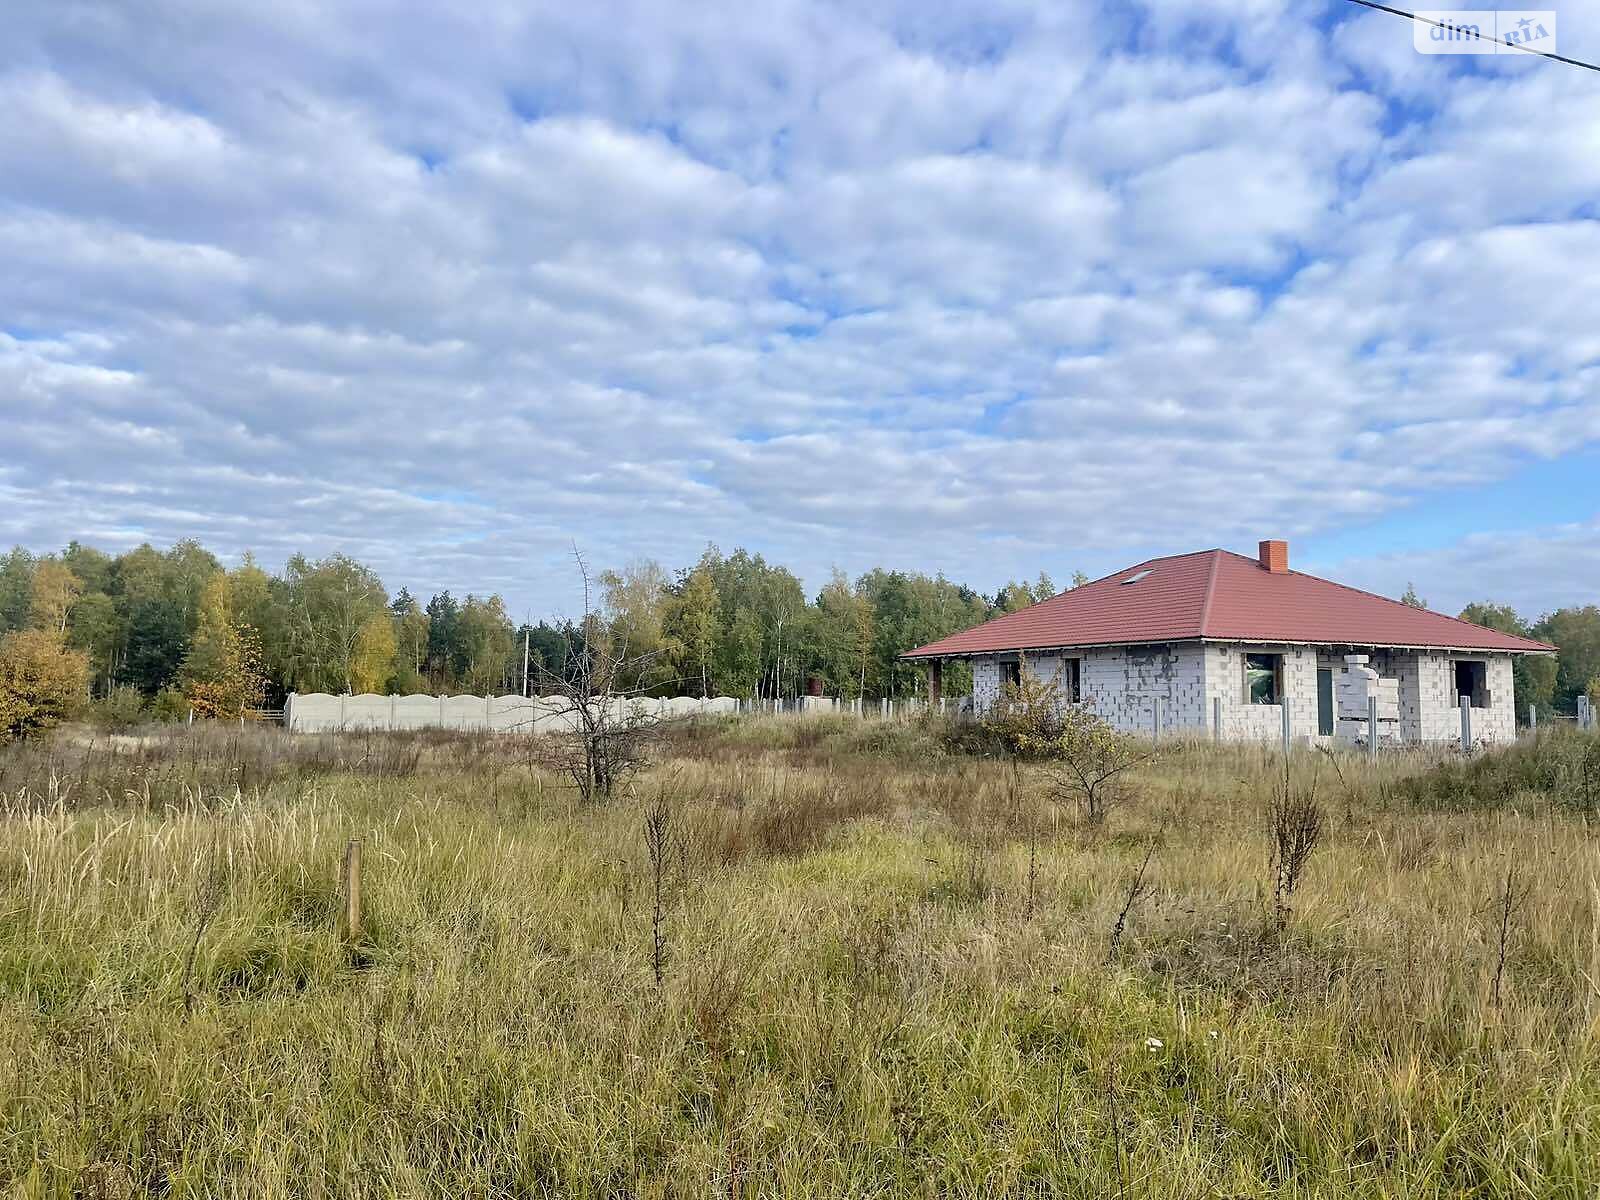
[{"xmin": 1258, "ymin": 539, "xmax": 1289, "ymax": 573}]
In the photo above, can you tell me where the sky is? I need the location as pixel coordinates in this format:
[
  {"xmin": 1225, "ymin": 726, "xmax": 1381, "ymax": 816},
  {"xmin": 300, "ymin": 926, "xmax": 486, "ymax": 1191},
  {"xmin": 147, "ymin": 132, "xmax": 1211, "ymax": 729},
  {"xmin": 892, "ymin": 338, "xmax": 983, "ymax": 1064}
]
[{"xmin": 2, "ymin": 0, "xmax": 1598, "ymax": 622}]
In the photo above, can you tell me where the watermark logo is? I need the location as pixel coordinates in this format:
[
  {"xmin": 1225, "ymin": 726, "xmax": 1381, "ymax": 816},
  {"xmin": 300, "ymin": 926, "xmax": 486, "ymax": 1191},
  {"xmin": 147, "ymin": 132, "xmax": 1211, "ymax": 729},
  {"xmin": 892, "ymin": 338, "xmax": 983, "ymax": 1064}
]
[{"xmin": 1414, "ymin": 10, "xmax": 1557, "ymax": 54}]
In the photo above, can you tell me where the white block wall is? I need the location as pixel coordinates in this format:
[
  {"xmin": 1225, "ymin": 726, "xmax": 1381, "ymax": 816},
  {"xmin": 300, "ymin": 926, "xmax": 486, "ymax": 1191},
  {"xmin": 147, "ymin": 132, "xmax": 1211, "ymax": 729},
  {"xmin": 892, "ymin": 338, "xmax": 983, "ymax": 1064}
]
[
  {"xmin": 1077, "ymin": 644, "xmax": 1207, "ymax": 733},
  {"xmin": 964, "ymin": 645, "xmax": 1521, "ymax": 745},
  {"xmin": 1201, "ymin": 644, "xmax": 1318, "ymax": 742},
  {"xmin": 972, "ymin": 659, "xmax": 1002, "ymax": 712},
  {"xmin": 1203, "ymin": 646, "xmax": 1518, "ymax": 746},
  {"xmin": 972, "ymin": 644, "xmax": 1208, "ymax": 735},
  {"xmin": 1481, "ymin": 656, "xmax": 1516, "ymax": 743},
  {"xmin": 1413, "ymin": 653, "xmax": 1515, "ymax": 745}
]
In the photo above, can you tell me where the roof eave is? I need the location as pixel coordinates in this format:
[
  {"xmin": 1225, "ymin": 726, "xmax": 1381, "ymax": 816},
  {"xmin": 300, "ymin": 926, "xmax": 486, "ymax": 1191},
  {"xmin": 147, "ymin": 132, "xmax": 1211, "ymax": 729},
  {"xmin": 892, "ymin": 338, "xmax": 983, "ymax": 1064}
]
[{"xmin": 901, "ymin": 635, "xmax": 1555, "ymax": 660}]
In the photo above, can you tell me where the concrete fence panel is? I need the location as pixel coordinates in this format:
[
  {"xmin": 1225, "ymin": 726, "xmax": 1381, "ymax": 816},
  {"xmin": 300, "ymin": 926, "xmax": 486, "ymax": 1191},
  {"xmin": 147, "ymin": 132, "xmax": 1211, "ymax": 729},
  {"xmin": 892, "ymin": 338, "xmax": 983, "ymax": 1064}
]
[
  {"xmin": 392, "ymin": 695, "xmax": 442, "ymax": 731},
  {"xmin": 285, "ymin": 692, "xmax": 766, "ymax": 732}
]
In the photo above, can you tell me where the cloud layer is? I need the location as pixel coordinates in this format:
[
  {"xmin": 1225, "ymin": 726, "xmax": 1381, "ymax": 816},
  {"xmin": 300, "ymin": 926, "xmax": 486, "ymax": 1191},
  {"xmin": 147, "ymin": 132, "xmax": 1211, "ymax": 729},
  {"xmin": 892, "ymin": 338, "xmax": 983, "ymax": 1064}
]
[{"xmin": 2, "ymin": 1, "xmax": 1598, "ymax": 617}]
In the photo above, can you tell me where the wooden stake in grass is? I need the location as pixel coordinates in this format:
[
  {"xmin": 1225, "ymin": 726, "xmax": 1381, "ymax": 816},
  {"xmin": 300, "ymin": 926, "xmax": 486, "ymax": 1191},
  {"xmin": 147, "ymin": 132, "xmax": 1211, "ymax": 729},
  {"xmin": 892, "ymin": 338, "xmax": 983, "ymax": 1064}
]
[{"xmin": 344, "ymin": 839, "xmax": 363, "ymax": 943}]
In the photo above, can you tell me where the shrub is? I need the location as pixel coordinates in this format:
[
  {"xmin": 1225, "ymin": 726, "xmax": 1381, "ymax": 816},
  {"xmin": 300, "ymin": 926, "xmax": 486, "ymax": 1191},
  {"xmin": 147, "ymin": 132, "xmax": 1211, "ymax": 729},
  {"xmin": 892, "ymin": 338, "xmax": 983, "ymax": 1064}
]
[
  {"xmin": 977, "ymin": 668, "xmax": 1066, "ymax": 759},
  {"xmin": 151, "ymin": 687, "xmax": 192, "ymax": 723},
  {"xmin": 87, "ymin": 685, "xmax": 150, "ymax": 732}
]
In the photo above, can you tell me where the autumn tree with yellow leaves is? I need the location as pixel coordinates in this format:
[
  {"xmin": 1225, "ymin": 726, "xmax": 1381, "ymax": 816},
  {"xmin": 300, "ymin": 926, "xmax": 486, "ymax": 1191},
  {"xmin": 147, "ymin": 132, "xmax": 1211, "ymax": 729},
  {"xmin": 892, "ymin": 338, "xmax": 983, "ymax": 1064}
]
[
  {"xmin": 178, "ymin": 575, "xmax": 267, "ymax": 719},
  {"xmin": 0, "ymin": 567, "xmax": 91, "ymax": 741}
]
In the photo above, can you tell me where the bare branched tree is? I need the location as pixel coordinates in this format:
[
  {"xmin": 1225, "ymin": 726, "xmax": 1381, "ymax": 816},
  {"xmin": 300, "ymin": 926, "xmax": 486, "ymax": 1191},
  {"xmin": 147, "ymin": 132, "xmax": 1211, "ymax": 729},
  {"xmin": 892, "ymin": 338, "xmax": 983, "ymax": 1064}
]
[
  {"xmin": 643, "ymin": 785, "xmax": 674, "ymax": 987},
  {"xmin": 1490, "ymin": 864, "xmax": 1529, "ymax": 1010},
  {"xmin": 1044, "ymin": 707, "xmax": 1154, "ymax": 826},
  {"xmin": 1106, "ymin": 842, "xmax": 1156, "ymax": 963},
  {"xmin": 527, "ymin": 547, "xmax": 671, "ymax": 804}
]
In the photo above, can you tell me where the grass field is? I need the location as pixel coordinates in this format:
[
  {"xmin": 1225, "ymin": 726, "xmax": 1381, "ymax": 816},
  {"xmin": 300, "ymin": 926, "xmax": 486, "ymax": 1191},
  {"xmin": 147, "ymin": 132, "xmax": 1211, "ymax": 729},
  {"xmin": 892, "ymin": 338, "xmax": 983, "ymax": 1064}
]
[{"xmin": 2, "ymin": 716, "xmax": 1599, "ymax": 1197}]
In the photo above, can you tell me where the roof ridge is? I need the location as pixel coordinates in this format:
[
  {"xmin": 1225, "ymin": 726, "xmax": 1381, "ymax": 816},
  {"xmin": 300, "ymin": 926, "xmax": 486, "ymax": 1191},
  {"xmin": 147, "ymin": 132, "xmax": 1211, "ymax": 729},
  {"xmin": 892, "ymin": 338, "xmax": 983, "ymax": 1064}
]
[{"xmin": 1196, "ymin": 549, "xmax": 1223, "ymax": 637}]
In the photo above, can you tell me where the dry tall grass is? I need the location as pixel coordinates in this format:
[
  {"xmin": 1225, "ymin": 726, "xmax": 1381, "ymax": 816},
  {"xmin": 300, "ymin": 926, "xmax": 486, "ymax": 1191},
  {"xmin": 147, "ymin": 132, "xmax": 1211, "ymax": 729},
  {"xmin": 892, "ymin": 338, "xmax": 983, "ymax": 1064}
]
[{"xmin": 2, "ymin": 717, "xmax": 1597, "ymax": 1197}]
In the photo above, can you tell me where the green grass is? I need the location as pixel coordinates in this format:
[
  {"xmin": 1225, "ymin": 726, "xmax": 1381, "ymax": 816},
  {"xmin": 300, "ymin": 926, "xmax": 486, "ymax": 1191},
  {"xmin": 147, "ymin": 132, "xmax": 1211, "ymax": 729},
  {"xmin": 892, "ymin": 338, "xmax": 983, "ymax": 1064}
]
[
  {"xmin": 1391, "ymin": 725, "xmax": 1600, "ymax": 814},
  {"xmin": 2, "ymin": 718, "xmax": 1598, "ymax": 1197}
]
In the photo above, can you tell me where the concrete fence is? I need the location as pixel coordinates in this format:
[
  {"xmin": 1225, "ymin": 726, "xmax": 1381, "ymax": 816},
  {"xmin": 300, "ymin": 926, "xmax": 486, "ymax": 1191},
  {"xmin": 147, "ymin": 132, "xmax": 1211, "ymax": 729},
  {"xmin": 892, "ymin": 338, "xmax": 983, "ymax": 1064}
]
[
  {"xmin": 747, "ymin": 696, "xmax": 951, "ymax": 718},
  {"xmin": 284, "ymin": 692, "xmax": 739, "ymax": 733}
]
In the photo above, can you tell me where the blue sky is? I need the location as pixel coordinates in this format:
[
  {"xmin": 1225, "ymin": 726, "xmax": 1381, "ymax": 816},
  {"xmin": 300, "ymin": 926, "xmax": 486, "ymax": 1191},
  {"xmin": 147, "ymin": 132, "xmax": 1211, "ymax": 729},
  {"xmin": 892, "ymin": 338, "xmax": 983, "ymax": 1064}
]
[{"xmin": 1, "ymin": 0, "xmax": 1597, "ymax": 621}]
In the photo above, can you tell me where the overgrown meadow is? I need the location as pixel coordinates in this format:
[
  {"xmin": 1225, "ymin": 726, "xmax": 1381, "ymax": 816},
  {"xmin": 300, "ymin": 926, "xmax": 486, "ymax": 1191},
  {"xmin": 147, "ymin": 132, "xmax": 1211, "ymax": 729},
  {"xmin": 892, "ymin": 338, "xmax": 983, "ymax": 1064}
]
[{"xmin": 2, "ymin": 717, "xmax": 1599, "ymax": 1197}]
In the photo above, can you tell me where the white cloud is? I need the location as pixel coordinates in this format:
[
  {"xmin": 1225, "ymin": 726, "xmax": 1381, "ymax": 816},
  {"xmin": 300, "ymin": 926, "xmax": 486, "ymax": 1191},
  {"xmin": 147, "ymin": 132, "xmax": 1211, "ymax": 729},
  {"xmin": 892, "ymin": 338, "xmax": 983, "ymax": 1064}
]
[
  {"xmin": 1325, "ymin": 522, "xmax": 1600, "ymax": 619},
  {"xmin": 0, "ymin": 0, "xmax": 1596, "ymax": 613}
]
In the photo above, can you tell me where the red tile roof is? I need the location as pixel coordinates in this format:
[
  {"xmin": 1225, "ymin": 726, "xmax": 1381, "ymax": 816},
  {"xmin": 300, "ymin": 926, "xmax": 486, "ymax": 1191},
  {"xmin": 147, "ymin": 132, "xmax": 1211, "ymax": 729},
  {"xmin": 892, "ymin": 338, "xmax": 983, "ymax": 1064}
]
[{"xmin": 902, "ymin": 549, "xmax": 1555, "ymax": 658}]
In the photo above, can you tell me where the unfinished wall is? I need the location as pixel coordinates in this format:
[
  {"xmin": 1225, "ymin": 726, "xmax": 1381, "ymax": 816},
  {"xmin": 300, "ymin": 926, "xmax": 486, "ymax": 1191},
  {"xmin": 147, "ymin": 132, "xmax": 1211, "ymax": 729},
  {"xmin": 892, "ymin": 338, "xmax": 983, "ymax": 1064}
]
[
  {"xmin": 1482, "ymin": 656, "xmax": 1516, "ymax": 743},
  {"xmin": 1205, "ymin": 648, "xmax": 1518, "ymax": 746},
  {"xmin": 1201, "ymin": 644, "xmax": 1320, "ymax": 742},
  {"xmin": 1410, "ymin": 652, "xmax": 1515, "ymax": 745},
  {"xmin": 972, "ymin": 658, "xmax": 1002, "ymax": 712},
  {"xmin": 284, "ymin": 693, "xmax": 739, "ymax": 733},
  {"xmin": 971, "ymin": 644, "xmax": 1207, "ymax": 735},
  {"xmin": 1080, "ymin": 644, "xmax": 1206, "ymax": 734},
  {"xmin": 945, "ymin": 645, "xmax": 1522, "ymax": 746}
]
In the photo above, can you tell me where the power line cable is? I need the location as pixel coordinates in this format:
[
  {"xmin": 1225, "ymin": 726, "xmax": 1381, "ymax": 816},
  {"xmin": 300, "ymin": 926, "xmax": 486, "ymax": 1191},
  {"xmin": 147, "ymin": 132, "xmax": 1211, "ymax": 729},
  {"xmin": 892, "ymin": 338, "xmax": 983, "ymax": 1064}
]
[{"xmin": 1342, "ymin": 0, "xmax": 1600, "ymax": 73}]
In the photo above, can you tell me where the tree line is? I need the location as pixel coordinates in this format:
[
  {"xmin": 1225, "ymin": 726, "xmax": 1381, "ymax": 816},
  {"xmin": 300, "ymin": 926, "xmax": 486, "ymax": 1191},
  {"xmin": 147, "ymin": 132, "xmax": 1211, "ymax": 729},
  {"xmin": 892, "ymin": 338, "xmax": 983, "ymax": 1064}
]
[
  {"xmin": 1, "ymin": 537, "xmax": 1596, "ymax": 738},
  {"xmin": 0, "ymin": 539, "xmax": 1074, "ymax": 732}
]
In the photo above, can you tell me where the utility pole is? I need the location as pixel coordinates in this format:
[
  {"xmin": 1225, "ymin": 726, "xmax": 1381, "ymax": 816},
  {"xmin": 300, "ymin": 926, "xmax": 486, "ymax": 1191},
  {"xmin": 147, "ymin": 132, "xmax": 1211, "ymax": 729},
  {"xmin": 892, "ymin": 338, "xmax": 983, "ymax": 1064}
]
[{"xmin": 522, "ymin": 628, "xmax": 531, "ymax": 698}]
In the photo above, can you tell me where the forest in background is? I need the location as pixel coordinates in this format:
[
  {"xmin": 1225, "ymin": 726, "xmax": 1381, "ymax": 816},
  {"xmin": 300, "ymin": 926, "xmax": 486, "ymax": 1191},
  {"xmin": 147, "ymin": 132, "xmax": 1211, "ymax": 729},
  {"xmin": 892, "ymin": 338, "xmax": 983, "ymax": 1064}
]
[{"xmin": 0, "ymin": 538, "xmax": 1595, "ymax": 733}]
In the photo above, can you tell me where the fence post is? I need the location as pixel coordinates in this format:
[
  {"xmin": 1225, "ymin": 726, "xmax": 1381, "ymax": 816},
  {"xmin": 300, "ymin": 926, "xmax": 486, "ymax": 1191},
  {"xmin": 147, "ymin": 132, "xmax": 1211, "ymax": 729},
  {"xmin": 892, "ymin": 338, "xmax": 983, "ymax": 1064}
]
[
  {"xmin": 1529, "ymin": 704, "xmax": 1537, "ymax": 734},
  {"xmin": 1281, "ymin": 701, "xmax": 1291, "ymax": 754},
  {"xmin": 1367, "ymin": 695, "xmax": 1379, "ymax": 762},
  {"xmin": 1460, "ymin": 695, "xmax": 1472, "ymax": 753},
  {"xmin": 343, "ymin": 839, "xmax": 362, "ymax": 942},
  {"xmin": 1212, "ymin": 696, "xmax": 1222, "ymax": 743}
]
